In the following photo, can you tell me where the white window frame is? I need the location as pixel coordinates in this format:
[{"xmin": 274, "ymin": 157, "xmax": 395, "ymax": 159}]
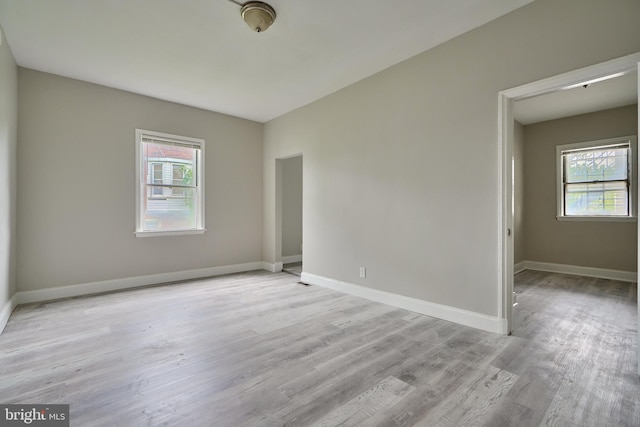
[
  {"xmin": 135, "ymin": 129, "xmax": 206, "ymax": 237},
  {"xmin": 556, "ymin": 135, "xmax": 637, "ymax": 222}
]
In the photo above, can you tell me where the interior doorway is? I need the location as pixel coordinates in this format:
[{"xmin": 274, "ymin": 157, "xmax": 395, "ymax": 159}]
[
  {"xmin": 276, "ymin": 154, "xmax": 303, "ymax": 276},
  {"xmin": 511, "ymin": 72, "xmax": 638, "ymax": 333},
  {"xmin": 499, "ymin": 52, "xmax": 640, "ymax": 373}
]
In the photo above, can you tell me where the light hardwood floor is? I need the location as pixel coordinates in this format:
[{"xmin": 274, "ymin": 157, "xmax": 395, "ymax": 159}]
[{"xmin": 0, "ymin": 270, "xmax": 638, "ymax": 426}]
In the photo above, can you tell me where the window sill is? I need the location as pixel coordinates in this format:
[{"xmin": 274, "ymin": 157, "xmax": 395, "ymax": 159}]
[
  {"xmin": 556, "ymin": 216, "xmax": 637, "ymax": 223},
  {"xmin": 135, "ymin": 229, "xmax": 206, "ymax": 237}
]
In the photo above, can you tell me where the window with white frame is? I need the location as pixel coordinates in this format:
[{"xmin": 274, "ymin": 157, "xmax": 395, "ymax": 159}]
[
  {"xmin": 557, "ymin": 135, "xmax": 637, "ymax": 219},
  {"xmin": 136, "ymin": 129, "xmax": 205, "ymax": 236}
]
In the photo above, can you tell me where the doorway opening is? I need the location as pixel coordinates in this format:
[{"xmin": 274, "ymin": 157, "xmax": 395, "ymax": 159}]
[
  {"xmin": 276, "ymin": 154, "xmax": 303, "ymax": 277},
  {"xmin": 499, "ymin": 53, "xmax": 640, "ymax": 372}
]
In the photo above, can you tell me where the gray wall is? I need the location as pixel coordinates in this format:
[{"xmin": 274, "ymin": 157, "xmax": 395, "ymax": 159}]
[
  {"xmin": 0, "ymin": 26, "xmax": 17, "ymax": 312},
  {"xmin": 17, "ymin": 69, "xmax": 264, "ymax": 291},
  {"xmin": 523, "ymin": 105, "xmax": 638, "ymax": 272},
  {"xmin": 281, "ymin": 155, "xmax": 303, "ymax": 258},
  {"xmin": 263, "ymin": 0, "xmax": 640, "ymax": 317},
  {"xmin": 514, "ymin": 121, "xmax": 525, "ymax": 265}
]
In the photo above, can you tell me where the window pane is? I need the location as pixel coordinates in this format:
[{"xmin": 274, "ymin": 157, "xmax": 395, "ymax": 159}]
[
  {"xmin": 143, "ymin": 142, "xmax": 197, "ymax": 184},
  {"xmin": 565, "ymin": 148, "xmax": 627, "ymax": 183},
  {"xmin": 142, "ymin": 187, "xmax": 198, "ymax": 230},
  {"xmin": 172, "ymin": 163, "xmax": 192, "ymax": 197},
  {"xmin": 151, "ymin": 163, "xmax": 163, "ymax": 195},
  {"xmin": 172, "ymin": 164, "xmax": 184, "ymax": 183},
  {"xmin": 565, "ymin": 181, "xmax": 628, "ymax": 216},
  {"xmin": 152, "ymin": 163, "xmax": 163, "ymax": 181},
  {"xmin": 141, "ymin": 139, "xmax": 200, "ymax": 232}
]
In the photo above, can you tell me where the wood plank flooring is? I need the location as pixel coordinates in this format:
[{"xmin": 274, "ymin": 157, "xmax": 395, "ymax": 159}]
[{"xmin": 0, "ymin": 269, "xmax": 637, "ymax": 426}]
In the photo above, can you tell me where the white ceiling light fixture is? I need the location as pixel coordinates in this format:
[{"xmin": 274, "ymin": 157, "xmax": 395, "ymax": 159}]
[
  {"xmin": 227, "ymin": 0, "xmax": 276, "ymax": 33},
  {"xmin": 242, "ymin": 2, "xmax": 276, "ymax": 32}
]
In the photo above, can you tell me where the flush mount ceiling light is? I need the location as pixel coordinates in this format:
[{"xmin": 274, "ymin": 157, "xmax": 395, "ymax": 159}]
[
  {"xmin": 241, "ymin": 2, "xmax": 276, "ymax": 32},
  {"xmin": 227, "ymin": 1, "xmax": 276, "ymax": 33}
]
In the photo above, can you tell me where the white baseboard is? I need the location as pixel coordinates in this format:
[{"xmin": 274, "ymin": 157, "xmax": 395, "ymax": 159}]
[
  {"xmin": 16, "ymin": 261, "xmax": 268, "ymax": 305},
  {"xmin": 514, "ymin": 261, "xmax": 527, "ymax": 274},
  {"xmin": 300, "ymin": 273, "xmax": 502, "ymax": 334},
  {"xmin": 262, "ymin": 261, "xmax": 283, "ymax": 273},
  {"xmin": 522, "ymin": 260, "xmax": 636, "ymax": 282},
  {"xmin": 282, "ymin": 255, "xmax": 302, "ymax": 264},
  {"xmin": 0, "ymin": 294, "xmax": 18, "ymax": 335}
]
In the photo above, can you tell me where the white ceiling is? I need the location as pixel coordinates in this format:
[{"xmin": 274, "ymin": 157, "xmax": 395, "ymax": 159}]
[
  {"xmin": 0, "ymin": 0, "xmax": 534, "ymax": 123},
  {"xmin": 514, "ymin": 70, "xmax": 638, "ymax": 125}
]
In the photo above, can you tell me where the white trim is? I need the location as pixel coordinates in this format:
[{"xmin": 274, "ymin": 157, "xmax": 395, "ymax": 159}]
[
  {"xmin": 282, "ymin": 254, "xmax": 302, "ymax": 264},
  {"xmin": 514, "ymin": 261, "xmax": 527, "ymax": 274},
  {"xmin": 15, "ymin": 262, "xmax": 266, "ymax": 305},
  {"xmin": 520, "ymin": 260, "xmax": 636, "ymax": 282},
  {"xmin": 556, "ymin": 216, "xmax": 637, "ymax": 222},
  {"xmin": 497, "ymin": 318, "xmax": 508, "ymax": 335},
  {"xmin": 262, "ymin": 261, "xmax": 283, "ymax": 273},
  {"xmin": 500, "ymin": 53, "xmax": 640, "ymax": 101},
  {"xmin": 498, "ymin": 91, "xmax": 514, "ymax": 334},
  {"xmin": 0, "ymin": 294, "xmax": 18, "ymax": 334},
  {"xmin": 301, "ymin": 273, "xmax": 502, "ymax": 334},
  {"xmin": 135, "ymin": 229, "xmax": 207, "ymax": 237}
]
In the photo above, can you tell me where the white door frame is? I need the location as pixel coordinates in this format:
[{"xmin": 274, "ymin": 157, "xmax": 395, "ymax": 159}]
[{"xmin": 498, "ymin": 52, "xmax": 640, "ymax": 372}]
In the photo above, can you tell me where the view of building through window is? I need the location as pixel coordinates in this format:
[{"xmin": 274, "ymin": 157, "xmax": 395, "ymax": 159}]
[
  {"xmin": 143, "ymin": 141, "xmax": 197, "ymax": 230},
  {"xmin": 136, "ymin": 129, "xmax": 204, "ymax": 234},
  {"xmin": 561, "ymin": 144, "xmax": 630, "ymax": 216}
]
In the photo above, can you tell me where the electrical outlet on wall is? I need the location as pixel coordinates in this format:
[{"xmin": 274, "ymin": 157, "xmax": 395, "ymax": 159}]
[{"xmin": 359, "ymin": 267, "xmax": 366, "ymax": 278}]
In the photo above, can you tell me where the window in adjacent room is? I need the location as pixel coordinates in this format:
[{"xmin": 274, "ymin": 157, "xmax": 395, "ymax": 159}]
[
  {"xmin": 135, "ymin": 129, "xmax": 205, "ymax": 236},
  {"xmin": 557, "ymin": 135, "xmax": 637, "ymax": 220}
]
